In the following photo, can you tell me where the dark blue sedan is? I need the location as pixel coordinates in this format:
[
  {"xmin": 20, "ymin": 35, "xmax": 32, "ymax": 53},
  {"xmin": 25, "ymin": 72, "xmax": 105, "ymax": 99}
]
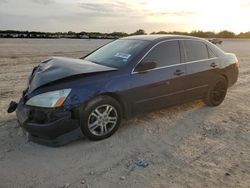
[{"xmin": 8, "ymin": 35, "xmax": 239, "ymax": 146}]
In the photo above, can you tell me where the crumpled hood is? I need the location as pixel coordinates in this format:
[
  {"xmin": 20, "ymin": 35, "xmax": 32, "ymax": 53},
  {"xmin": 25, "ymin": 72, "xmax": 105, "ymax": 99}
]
[{"xmin": 28, "ymin": 57, "xmax": 117, "ymax": 92}]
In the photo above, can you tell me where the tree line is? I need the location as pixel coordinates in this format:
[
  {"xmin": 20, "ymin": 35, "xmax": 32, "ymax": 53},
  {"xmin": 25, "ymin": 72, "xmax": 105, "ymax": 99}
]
[
  {"xmin": 0, "ymin": 29, "xmax": 250, "ymax": 39},
  {"xmin": 151, "ymin": 30, "xmax": 250, "ymax": 38}
]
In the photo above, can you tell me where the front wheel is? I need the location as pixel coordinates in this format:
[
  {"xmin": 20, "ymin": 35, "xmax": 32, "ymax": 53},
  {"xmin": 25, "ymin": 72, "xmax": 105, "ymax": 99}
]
[
  {"xmin": 203, "ymin": 76, "xmax": 228, "ymax": 106},
  {"xmin": 81, "ymin": 96, "xmax": 122, "ymax": 140}
]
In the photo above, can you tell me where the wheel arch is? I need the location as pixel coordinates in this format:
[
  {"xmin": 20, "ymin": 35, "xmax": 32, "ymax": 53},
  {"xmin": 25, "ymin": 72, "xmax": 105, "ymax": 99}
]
[
  {"xmin": 220, "ymin": 74, "xmax": 229, "ymax": 87},
  {"xmin": 98, "ymin": 92, "xmax": 129, "ymax": 119}
]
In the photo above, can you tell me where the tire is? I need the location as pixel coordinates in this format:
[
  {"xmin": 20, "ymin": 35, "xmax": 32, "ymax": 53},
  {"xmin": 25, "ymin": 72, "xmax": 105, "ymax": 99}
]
[
  {"xmin": 81, "ymin": 95, "xmax": 122, "ymax": 141},
  {"xmin": 203, "ymin": 76, "xmax": 228, "ymax": 106}
]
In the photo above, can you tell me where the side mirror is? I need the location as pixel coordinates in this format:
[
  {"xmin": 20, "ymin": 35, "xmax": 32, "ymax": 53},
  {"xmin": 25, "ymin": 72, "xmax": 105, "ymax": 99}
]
[{"xmin": 134, "ymin": 61, "xmax": 157, "ymax": 73}]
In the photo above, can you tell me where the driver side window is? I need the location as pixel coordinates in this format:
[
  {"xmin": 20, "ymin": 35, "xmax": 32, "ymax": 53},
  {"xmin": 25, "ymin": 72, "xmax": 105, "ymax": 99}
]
[{"xmin": 141, "ymin": 40, "xmax": 181, "ymax": 68}]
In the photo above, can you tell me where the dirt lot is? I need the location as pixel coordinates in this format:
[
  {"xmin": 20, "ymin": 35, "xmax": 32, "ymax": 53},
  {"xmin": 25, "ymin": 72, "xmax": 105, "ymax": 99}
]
[{"xmin": 0, "ymin": 38, "xmax": 249, "ymax": 188}]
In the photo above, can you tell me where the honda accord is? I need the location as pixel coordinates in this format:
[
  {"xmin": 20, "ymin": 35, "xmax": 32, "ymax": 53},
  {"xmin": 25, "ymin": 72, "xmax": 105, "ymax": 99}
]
[{"xmin": 8, "ymin": 35, "xmax": 239, "ymax": 146}]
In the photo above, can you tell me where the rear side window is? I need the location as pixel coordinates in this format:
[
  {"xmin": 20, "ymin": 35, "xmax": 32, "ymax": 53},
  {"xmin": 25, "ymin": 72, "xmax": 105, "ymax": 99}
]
[
  {"xmin": 207, "ymin": 46, "xmax": 217, "ymax": 58},
  {"xmin": 184, "ymin": 40, "xmax": 209, "ymax": 62},
  {"xmin": 142, "ymin": 41, "xmax": 180, "ymax": 67}
]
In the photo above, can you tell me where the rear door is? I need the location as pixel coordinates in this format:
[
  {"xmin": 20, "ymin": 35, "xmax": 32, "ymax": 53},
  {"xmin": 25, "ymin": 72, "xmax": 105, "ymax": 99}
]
[
  {"xmin": 181, "ymin": 40, "xmax": 220, "ymax": 100},
  {"xmin": 130, "ymin": 40, "xmax": 188, "ymax": 114}
]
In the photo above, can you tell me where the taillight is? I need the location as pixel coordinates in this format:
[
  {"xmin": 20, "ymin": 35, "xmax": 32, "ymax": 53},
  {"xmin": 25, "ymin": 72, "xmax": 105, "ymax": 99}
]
[{"xmin": 236, "ymin": 61, "xmax": 240, "ymax": 68}]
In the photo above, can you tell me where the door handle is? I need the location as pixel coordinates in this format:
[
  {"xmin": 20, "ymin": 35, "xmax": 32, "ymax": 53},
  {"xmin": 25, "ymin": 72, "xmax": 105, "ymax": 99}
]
[
  {"xmin": 174, "ymin": 69, "xmax": 185, "ymax": 76},
  {"xmin": 210, "ymin": 62, "xmax": 218, "ymax": 68}
]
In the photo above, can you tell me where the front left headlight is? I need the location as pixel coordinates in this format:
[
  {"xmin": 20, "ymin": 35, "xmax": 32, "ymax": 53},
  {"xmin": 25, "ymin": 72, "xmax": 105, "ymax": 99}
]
[{"xmin": 26, "ymin": 89, "xmax": 71, "ymax": 108}]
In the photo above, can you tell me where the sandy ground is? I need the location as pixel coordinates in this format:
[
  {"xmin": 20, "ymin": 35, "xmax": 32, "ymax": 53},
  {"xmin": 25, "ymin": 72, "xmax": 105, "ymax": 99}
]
[{"xmin": 0, "ymin": 38, "xmax": 249, "ymax": 188}]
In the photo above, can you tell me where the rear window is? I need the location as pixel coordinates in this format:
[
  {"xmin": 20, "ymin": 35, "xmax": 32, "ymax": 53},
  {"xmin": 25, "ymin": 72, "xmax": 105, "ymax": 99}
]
[{"xmin": 184, "ymin": 40, "xmax": 209, "ymax": 62}]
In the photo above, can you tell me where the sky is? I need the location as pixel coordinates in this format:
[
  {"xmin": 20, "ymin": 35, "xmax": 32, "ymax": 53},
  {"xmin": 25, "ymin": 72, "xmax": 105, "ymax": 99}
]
[{"xmin": 0, "ymin": 0, "xmax": 249, "ymax": 33}]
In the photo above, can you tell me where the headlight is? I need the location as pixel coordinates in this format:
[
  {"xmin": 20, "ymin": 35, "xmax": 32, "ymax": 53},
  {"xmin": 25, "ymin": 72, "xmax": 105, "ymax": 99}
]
[{"xmin": 26, "ymin": 89, "xmax": 71, "ymax": 108}]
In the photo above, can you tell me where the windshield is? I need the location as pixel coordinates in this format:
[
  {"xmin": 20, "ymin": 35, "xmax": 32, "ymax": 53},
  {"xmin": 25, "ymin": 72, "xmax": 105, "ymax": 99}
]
[{"xmin": 84, "ymin": 39, "xmax": 150, "ymax": 68}]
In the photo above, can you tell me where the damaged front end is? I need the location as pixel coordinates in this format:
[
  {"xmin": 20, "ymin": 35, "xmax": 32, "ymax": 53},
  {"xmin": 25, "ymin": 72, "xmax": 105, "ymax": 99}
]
[
  {"xmin": 14, "ymin": 96, "xmax": 83, "ymax": 146},
  {"xmin": 7, "ymin": 56, "xmax": 117, "ymax": 146},
  {"xmin": 7, "ymin": 101, "xmax": 18, "ymax": 113}
]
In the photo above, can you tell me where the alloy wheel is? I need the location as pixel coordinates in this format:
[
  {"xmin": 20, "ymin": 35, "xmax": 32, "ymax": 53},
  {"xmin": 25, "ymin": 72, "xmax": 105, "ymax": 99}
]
[{"xmin": 87, "ymin": 104, "xmax": 118, "ymax": 136}]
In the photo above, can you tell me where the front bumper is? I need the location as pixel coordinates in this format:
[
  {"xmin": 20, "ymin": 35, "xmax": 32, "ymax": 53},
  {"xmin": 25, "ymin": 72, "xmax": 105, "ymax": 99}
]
[{"xmin": 16, "ymin": 98, "xmax": 83, "ymax": 146}]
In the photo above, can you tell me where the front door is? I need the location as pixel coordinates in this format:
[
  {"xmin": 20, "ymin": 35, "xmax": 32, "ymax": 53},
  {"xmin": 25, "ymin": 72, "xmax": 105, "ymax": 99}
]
[{"xmin": 129, "ymin": 40, "xmax": 188, "ymax": 115}]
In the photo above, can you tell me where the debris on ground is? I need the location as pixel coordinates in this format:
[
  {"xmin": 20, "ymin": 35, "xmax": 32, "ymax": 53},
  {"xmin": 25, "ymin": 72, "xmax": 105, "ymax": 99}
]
[
  {"xmin": 134, "ymin": 160, "xmax": 149, "ymax": 168},
  {"xmin": 60, "ymin": 183, "xmax": 70, "ymax": 188},
  {"xmin": 120, "ymin": 176, "xmax": 126, "ymax": 180},
  {"xmin": 81, "ymin": 179, "xmax": 86, "ymax": 184}
]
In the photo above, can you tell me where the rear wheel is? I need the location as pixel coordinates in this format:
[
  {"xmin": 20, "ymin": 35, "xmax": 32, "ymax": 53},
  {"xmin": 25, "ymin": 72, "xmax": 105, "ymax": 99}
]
[
  {"xmin": 81, "ymin": 96, "xmax": 122, "ymax": 140},
  {"xmin": 203, "ymin": 76, "xmax": 228, "ymax": 106}
]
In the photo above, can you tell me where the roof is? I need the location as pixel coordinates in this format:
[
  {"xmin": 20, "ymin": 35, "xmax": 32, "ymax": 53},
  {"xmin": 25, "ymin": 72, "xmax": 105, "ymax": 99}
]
[{"xmin": 121, "ymin": 34, "xmax": 203, "ymax": 42}]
